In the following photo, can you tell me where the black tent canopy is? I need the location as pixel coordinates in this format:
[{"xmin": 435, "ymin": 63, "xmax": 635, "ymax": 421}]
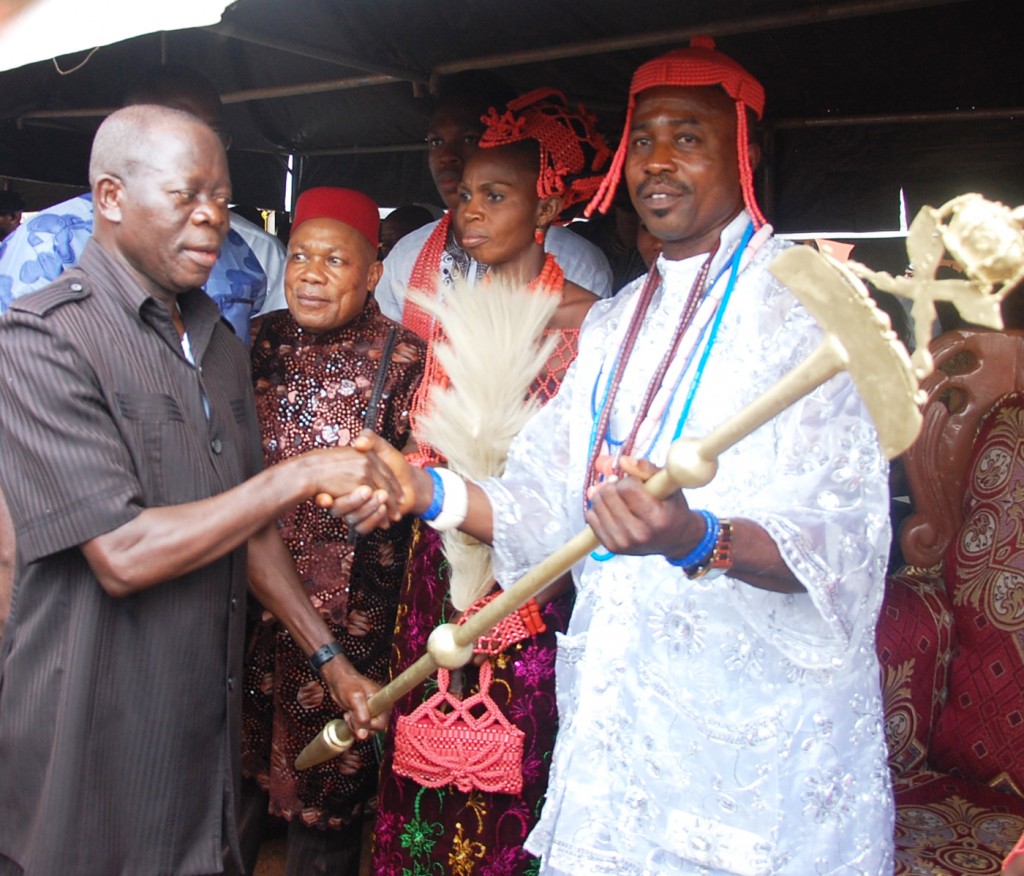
[{"xmin": 1, "ymin": 0, "xmax": 1020, "ymax": 234}]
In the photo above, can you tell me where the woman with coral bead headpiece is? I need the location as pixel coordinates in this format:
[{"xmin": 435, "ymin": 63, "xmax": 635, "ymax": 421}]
[{"xmin": 371, "ymin": 89, "xmax": 611, "ymax": 876}]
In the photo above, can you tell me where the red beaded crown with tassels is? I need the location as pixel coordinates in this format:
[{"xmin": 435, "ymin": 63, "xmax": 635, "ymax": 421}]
[{"xmin": 586, "ymin": 35, "xmax": 767, "ymax": 229}]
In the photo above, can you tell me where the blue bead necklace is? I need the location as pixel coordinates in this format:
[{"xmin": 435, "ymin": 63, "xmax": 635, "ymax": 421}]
[{"xmin": 586, "ymin": 221, "xmax": 755, "ymax": 561}]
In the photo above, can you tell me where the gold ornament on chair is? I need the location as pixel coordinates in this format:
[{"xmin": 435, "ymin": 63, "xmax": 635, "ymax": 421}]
[{"xmin": 843, "ymin": 194, "xmax": 1024, "ymax": 378}]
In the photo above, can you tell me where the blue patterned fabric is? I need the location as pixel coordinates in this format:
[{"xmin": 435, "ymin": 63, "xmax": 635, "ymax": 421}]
[{"xmin": 0, "ymin": 194, "xmax": 267, "ymax": 341}]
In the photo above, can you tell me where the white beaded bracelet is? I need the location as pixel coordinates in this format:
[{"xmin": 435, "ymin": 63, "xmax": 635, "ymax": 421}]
[{"xmin": 425, "ymin": 467, "xmax": 469, "ymax": 531}]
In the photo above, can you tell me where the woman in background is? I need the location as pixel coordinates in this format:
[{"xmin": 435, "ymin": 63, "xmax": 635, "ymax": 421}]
[{"xmin": 372, "ymin": 89, "xmax": 610, "ymax": 876}]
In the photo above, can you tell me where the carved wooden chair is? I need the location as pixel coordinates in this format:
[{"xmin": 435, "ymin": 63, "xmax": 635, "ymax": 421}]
[{"xmin": 879, "ymin": 329, "xmax": 1024, "ymax": 874}]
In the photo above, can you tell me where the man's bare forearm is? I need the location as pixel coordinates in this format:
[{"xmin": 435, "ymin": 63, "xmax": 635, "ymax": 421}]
[
  {"xmin": 81, "ymin": 450, "xmax": 390, "ymax": 597},
  {"xmin": 247, "ymin": 520, "xmax": 337, "ymax": 657}
]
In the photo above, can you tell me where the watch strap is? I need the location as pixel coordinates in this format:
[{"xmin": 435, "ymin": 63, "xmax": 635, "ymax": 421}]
[
  {"xmin": 308, "ymin": 640, "xmax": 344, "ymax": 676},
  {"xmin": 684, "ymin": 518, "xmax": 733, "ymax": 580}
]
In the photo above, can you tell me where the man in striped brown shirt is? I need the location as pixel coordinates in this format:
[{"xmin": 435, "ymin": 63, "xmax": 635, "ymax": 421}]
[{"xmin": 0, "ymin": 105, "xmax": 397, "ymax": 876}]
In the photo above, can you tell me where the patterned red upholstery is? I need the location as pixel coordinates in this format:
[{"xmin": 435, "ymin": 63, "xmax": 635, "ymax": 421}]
[
  {"xmin": 878, "ymin": 571, "xmax": 956, "ymax": 774},
  {"xmin": 893, "ymin": 771, "xmax": 1024, "ymax": 875},
  {"xmin": 880, "ymin": 332, "xmax": 1024, "ymax": 875},
  {"xmin": 930, "ymin": 395, "xmax": 1024, "ymax": 797}
]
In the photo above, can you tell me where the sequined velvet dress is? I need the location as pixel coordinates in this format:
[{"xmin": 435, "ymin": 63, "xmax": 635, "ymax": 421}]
[
  {"xmin": 241, "ymin": 303, "xmax": 424, "ymax": 828},
  {"xmin": 372, "ymin": 315, "xmax": 581, "ymax": 876}
]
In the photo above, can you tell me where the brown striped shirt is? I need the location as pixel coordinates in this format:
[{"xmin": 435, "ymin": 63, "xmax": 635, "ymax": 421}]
[{"xmin": 0, "ymin": 240, "xmax": 262, "ymax": 875}]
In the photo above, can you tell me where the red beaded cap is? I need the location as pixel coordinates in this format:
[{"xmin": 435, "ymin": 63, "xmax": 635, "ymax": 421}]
[{"xmin": 586, "ymin": 36, "xmax": 767, "ymax": 228}]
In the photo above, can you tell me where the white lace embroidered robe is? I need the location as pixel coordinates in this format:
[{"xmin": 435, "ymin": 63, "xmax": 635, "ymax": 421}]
[{"xmin": 480, "ymin": 213, "xmax": 895, "ymax": 875}]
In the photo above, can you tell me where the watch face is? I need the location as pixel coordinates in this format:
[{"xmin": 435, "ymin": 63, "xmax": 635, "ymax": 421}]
[{"xmin": 685, "ymin": 561, "xmax": 726, "ymax": 581}]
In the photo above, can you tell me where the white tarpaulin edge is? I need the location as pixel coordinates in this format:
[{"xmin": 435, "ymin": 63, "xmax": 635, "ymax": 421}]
[{"xmin": 0, "ymin": 0, "xmax": 234, "ymax": 73}]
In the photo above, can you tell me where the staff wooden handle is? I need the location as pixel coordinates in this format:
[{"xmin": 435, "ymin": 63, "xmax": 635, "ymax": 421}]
[
  {"xmin": 299, "ymin": 244, "xmax": 929, "ymax": 769},
  {"xmin": 296, "ymin": 339, "xmax": 854, "ymax": 769}
]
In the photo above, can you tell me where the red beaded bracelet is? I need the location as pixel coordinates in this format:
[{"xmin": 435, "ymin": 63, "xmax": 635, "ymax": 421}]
[{"xmin": 458, "ymin": 593, "xmax": 547, "ymax": 655}]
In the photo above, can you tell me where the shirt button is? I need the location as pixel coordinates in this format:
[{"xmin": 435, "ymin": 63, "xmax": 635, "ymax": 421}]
[
  {"xmin": 227, "ymin": 676, "xmax": 235, "ymax": 692},
  {"xmin": 69, "ymin": 282, "xmax": 82, "ymax": 292},
  {"xmin": 211, "ymin": 438, "xmax": 223, "ymax": 454},
  {"xmin": 230, "ymin": 596, "xmax": 238, "ymax": 612}
]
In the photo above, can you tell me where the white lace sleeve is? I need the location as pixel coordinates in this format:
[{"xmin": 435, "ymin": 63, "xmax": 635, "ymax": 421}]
[
  {"xmin": 663, "ymin": 244, "xmax": 893, "ymax": 670},
  {"xmin": 728, "ymin": 367, "xmax": 891, "ymax": 669},
  {"xmin": 684, "ymin": 255, "xmax": 891, "ymax": 670}
]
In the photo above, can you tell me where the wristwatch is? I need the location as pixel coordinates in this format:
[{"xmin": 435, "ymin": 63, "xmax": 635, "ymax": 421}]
[
  {"xmin": 684, "ymin": 518, "xmax": 733, "ymax": 580},
  {"xmin": 308, "ymin": 640, "xmax": 344, "ymax": 676}
]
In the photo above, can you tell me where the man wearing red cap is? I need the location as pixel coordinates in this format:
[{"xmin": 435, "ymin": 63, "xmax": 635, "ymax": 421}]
[
  {"xmin": 240, "ymin": 187, "xmax": 424, "ymax": 876},
  {"xmin": 363, "ymin": 38, "xmax": 893, "ymax": 873}
]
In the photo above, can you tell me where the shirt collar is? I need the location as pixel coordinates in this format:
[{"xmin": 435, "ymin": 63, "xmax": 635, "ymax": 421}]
[
  {"xmin": 79, "ymin": 238, "xmax": 226, "ymax": 358},
  {"xmin": 655, "ymin": 210, "xmax": 755, "ymax": 280}
]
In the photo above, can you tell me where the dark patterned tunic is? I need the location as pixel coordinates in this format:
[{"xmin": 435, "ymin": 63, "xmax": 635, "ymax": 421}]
[{"xmin": 241, "ymin": 303, "xmax": 424, "ymax": 828}]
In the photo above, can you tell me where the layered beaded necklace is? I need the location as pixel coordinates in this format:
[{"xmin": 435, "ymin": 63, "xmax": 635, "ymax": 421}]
[
  {"xmin": 408, "ymin": 248, "xmax": 566, "ymax": 466},
  {"xmin": 584, "ymin": 222, "xmax": 757, "ymax": 514}
]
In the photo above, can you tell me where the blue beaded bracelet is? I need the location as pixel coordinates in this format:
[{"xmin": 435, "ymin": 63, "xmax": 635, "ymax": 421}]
[
  {"xmin": 419, "ymin": 467, "xmax": 445, "ymax": 521},
  {"xmin": 666, "ymin": 509, "xmax": 719, "ymax": 569}
]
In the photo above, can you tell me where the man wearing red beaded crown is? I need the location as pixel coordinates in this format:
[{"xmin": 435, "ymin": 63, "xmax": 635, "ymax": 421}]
[{"xmin": 362, "ymin": 38, "xmax": 894, "ymax": 873}]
